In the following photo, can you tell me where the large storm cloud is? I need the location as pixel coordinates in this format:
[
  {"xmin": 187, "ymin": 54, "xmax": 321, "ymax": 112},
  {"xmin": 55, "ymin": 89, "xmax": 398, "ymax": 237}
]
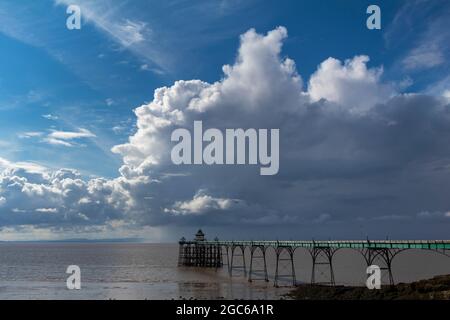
[{"xmin": 1, "ymin": 27, "xmax": 450, "ymax": 238}]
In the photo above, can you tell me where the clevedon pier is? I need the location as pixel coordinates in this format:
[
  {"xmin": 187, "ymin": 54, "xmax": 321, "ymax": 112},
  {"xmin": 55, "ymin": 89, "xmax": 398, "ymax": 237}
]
[{"xmin": 178, "ymin": 230, "xmax": 450, "ymax": 287}]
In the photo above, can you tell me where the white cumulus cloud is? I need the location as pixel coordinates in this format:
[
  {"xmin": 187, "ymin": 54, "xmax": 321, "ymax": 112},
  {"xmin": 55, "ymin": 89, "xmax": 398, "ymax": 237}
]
[
  {"xmin": 165, "ymin": 190, "xmax": 244, "ymax": 216},
  {"xmin": 308, "ymin": 55, "xmax": 394, "ymax": 113}
]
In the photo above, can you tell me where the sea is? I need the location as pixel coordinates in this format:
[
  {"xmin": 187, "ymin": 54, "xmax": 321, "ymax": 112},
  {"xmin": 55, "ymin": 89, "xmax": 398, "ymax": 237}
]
[{"xmin": 0, "ymin": 243, "xmax": 448, "ymax": 300}]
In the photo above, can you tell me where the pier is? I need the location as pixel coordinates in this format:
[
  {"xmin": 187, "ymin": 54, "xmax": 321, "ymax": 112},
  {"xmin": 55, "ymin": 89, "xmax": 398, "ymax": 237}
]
[
  {"xmin": 178, "ymin": 230, "xmax": 223, "ymax": 268},
  {"xmin": 178, "ymin": 230, "xmax": 450, "ymax": 287}
]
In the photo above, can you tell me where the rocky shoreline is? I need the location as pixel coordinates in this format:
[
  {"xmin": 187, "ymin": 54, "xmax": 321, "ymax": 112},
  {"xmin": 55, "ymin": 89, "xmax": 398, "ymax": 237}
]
[{"xmin": 286, "ymin": 275, "xmax": 450, "ymax": 300}]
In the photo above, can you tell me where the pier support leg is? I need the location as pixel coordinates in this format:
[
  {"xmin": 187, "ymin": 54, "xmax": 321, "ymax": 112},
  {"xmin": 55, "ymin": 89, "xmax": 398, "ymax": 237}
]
[
  {"xmin": 248, "ymin": 245, "xmax": 269, "ymax": 282},
  {"xmin": 223, "ymin": 246, "xmax": 231, "ymax": 276},
  {"xmin": 227, "ymin": 246, "xmax": 232, "ymax": 275},
  {"xmin": 274, "ymin": 246, "xmax": 296, "ymax": 287},
  {"xmin": 178, "ymin": 244, "xmax": 185, "ymax": 266},
  {"xmin": 309, "ymin": 247, "xmax": 336, "ymax": 286},
  {"xmin": 230, "ymin": 245, "xmax": 247, "ymax": 277},
  {"xmin": 214, "ymin": 245, "xmax": 223, "ymax": 270}
]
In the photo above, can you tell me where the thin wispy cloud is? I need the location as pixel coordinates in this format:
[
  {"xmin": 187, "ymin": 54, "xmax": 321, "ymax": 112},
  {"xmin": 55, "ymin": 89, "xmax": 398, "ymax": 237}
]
[
  {"xmin": 48, "ymin": 128, "xmax": 95, "ymax": 140},
  {"xmin": 386, "ymin": 0, "xmax": 450, "ymax": 72},
  {"xmin": 402, "ymin": 44, "xmax": 445, "ymax": 71},
  {"xmin": 0, "ymin": 157, "xmax": 48, "ymax": 174},
  {"xmin": 42, "ymin": 114, "xmax": 59, "ymax": 120},
  {"xmin": 42, "ymin": 128, "xmax": 96, "ymax": 147},
  {"xmin": 18, "ymin": 132, "xmax": 44, "ymax": 139},
  {"xmin": 19, "ymin": 128, "xmax": 97, "ymax": 148},
  {"xmin": 42, "ymin": 137, "xmax": 74, "ymax": 147},
  {"xmin": 35, "ymin": 208, "xmax": 58, "ymax": 213},
  {"xmin": 115, "ymin": 19, "xmax": 147, "ymax": 47},
  {"xmin": 54, "ymin": 0, "xmax": 168, "ymax": 73}
]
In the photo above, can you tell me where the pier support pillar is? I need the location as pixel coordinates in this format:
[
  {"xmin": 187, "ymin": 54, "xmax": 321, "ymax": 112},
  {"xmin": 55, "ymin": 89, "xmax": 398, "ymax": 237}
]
[
  {"xmin": 274, "ymin": 246, "xmax": 296, "ymax": 287},
  {"xmin": 222, "ymin": 245, "xmax": 232, "ymax": 275},
  {"xmin": 248, "ymin": 245, "xmax": 269, "ymax": 282},
  {"xmin": 230, "ymin": 245, "xmax": 247, "ymax": 277},
  {"xmin": 309, "ymin": 247, "xmax": 336, "ymax": 286}
]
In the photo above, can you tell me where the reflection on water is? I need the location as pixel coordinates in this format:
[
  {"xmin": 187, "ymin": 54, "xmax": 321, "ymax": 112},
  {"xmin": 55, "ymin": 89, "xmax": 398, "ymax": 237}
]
[
  {"xmin": 0, "ymin": 243, "xmax": 448, "ymax": 299},
  {"xmin": 177, "ymin": 280, "xmax": 285, "ymax": 300}
]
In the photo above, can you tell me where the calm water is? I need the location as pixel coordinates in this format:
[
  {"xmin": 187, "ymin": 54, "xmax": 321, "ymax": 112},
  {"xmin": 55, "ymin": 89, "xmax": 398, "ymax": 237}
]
[{"xmin": 0, "ymin": 243, "xmax": 448, "ymax": 299}]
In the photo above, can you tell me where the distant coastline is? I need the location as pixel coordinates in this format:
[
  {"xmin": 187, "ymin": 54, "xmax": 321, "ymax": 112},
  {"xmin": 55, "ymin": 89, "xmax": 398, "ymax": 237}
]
[
  {"xmin": 0, "ymin": 238, "xmax": 144, "ymax": 243},
  {"xmin": 287, "ymin": 275, "xmax": 450, "ymax": 300}
]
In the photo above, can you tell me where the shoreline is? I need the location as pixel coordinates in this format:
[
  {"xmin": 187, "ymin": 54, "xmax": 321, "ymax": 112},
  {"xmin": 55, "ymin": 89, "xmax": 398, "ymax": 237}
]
[{"xmin": 286, "ymin": 274, "xmax": 450, "ymax": 300}]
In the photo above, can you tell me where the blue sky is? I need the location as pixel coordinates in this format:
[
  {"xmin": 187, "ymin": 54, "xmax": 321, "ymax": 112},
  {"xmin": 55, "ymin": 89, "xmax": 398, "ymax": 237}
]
[{"xmin": 0, "ymin": 0, "xmax": 449, "ymax": 241}]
